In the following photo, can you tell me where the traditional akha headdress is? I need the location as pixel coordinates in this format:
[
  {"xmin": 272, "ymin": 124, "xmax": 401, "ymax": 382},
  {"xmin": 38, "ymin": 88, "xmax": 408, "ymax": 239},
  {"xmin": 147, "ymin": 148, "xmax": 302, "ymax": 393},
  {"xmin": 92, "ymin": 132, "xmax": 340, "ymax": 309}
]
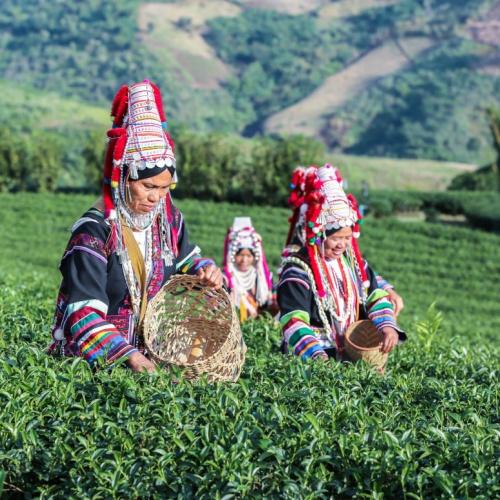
[
  {"xmin": 103, "ymin": 79, "xmax": 176, "ymax": 221},
  {"xmin": 223, "ymin": 217, "xmax": 273, "ymax": 306},
  {"xmin": 102, "ymin": 80, "xmax": 178, "ymax": 263},
  {"xmin": 285, "ymin": 163, "xmax": 369, "ymax": 298}
]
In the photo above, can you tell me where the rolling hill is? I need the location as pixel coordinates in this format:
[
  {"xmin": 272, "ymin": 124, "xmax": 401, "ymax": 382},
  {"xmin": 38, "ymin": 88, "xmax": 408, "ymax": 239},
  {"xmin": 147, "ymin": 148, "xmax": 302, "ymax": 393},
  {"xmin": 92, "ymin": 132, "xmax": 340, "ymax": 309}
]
[{"xmin": 0, "ymin": 0, "xmax": 498, "ymax": 165}]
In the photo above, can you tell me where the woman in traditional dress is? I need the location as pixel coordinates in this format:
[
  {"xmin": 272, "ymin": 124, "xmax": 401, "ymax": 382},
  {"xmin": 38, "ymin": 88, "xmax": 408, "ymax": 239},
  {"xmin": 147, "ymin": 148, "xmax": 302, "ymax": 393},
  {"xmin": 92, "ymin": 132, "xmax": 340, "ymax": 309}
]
[
  {"xmin": 283, "ymin": 165, "xmax": 404, "ymax": 316},
  {"xmin": 278, "ymin": 164, "xmax": 405, "ymax": 361},
  {"xmin": 49, "ymin": 80, "xmax": 222, "ymax": 372},
  {"xmin": 222, "ymin": 217, "xmax": 274, "ymax": 322}
]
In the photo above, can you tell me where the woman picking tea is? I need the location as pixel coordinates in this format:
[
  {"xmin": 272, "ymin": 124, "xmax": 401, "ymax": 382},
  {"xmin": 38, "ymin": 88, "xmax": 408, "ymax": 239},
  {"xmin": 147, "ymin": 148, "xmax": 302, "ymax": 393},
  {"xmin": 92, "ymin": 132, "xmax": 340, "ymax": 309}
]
[
  {"xmin": 278, "ymin": 164, "xmax": 406, "ymax": 361},
  {"xmin": 223, "ymin": 217, "xmax": 275, "ymax": 322},
  {"xmin": 49, "ymin": 80, "xmax": 222, "ymax": 372}
]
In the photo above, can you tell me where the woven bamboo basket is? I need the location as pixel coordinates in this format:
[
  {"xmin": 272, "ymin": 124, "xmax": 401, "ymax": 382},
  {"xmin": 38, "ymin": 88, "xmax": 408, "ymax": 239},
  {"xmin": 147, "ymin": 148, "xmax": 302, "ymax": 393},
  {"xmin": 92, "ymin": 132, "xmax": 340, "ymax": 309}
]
[
  {"xmin": 344, "ymin": 320, "xmax": 388, "ymax": 373},
  {"xmin": 143, "ymin": 275, "xmax": 246, "ymax": 382}
]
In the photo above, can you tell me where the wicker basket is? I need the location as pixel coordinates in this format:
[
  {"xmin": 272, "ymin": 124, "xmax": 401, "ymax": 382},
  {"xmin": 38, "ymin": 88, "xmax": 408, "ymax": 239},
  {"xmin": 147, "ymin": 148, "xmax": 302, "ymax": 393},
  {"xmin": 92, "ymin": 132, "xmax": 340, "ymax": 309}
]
[
  {"xmin": 344, "ymin": 320, "xmax": 388, "ymax": 373},
  {"xmin": 143, "ymin": 275, "xmax": 246, "ymax": 382}
]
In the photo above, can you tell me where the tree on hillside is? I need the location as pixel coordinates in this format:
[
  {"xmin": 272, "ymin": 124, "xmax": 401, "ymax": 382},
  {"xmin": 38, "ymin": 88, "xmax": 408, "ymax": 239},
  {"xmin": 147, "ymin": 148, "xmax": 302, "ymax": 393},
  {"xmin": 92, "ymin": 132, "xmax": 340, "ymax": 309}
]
[
  {"xmin": 448, "ymin": 108, "xmax": 500, "ymax": 191},
  {"xmin": 0, "ymin": 128, "xmax": 62, "ymax": 192},
  {"xmin": 83, "ymin": 130, "xmax": 106, "ymax": 191},
  {"xmin": 489, "ymin": 107, "xmax": 500, "ymax": 191}
]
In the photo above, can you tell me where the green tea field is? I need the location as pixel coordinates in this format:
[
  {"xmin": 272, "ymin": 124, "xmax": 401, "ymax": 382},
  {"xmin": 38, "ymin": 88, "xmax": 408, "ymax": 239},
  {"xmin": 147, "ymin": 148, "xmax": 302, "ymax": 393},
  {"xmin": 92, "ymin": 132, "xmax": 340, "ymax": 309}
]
[{"xmin": 0, "ymin": 193, "xmax": 498, "ymax": 497}]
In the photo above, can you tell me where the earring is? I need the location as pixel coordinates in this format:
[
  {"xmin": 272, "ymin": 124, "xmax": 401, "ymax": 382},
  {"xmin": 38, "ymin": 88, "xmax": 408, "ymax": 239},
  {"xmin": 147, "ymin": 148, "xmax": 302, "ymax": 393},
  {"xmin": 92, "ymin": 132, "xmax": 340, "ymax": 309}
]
[{"xmin": 126, "ymin": 183, "xmax": 132, "ymax": 204}]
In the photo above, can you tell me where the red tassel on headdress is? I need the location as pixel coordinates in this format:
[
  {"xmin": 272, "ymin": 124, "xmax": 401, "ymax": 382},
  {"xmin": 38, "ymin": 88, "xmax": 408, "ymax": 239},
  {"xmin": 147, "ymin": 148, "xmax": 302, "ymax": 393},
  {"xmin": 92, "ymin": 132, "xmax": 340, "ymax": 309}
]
[
  {"xmin": 346, "ymin": 193, "xmax": 369, "ymax": 286},
  {"xmin": 111, "ymin": 132, "xmax": 127, "ymax": 186},
  {"xmin": 102, "ymin": 128, "xmax": 127, "ymax": 220},
  {"xmin": 102, "ymin": 144, "xmax": 114, "ymax": 220},
  {"xmin": 285, "ymin": 168, "xmax": 307, "ymax": 245},
  {"xmin": 111, "ymin": 85, "xmax": 129, "ymax": 127},
  {"xmin": 103, "ymin": 128, "xmax": 125, "ymax": 219},
  {"xmin": 303, "ymin": 176, "xmax": 327, "ymax": 298},
  {"xmin": 165, "ymin": 132, "xmax": 175, "ymax": 152}
]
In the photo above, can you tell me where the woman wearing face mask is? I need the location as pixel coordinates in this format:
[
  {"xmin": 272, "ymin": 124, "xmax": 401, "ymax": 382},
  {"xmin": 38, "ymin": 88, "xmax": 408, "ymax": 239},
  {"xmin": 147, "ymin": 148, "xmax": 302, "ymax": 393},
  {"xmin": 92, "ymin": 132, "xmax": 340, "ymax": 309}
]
[
  {"xmin": 49, "ymin": 80, "xmax": 222, "ymax": 372},
  {"xmin": 278, "ymin": 164, "xmax": 405, "ymax": 361},
  {"xmin": 222, "ymin": 217, "xmax": 274, "ymax": 322}
]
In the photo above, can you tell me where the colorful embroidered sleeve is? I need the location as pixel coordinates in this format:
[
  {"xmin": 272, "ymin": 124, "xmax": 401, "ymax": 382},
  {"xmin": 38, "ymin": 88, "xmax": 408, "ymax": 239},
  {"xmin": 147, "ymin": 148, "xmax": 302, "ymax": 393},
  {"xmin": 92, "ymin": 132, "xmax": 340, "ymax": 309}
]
[
  {"xmin": 55, "ymin": 217, "xmax": 137, "ymax": 365},
  {"xmin": 174, "ymin": 213, "xmax": 214, "ymax": 274},
  {"xmin": 364, "ymin": 263, "xmax": 406, "ymax": 341},
  {"xmin": 375, "ymin": 274, "xmax": 394, "ymax": 291},
  {"xmin": 278, "ymin": 266, "xmax": 326, "ymax": 360},
  {"xmin": 366, "ymin": 288, "xmax": 398, "ymax": 331}
]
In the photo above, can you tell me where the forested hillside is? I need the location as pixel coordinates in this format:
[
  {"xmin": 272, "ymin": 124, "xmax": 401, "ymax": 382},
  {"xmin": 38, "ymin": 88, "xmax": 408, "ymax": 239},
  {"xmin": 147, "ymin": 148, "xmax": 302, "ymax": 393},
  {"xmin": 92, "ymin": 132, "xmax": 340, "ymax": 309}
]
[{"xmin": 0, "ymin": 0, "xmax": 498, "ymax": 164}]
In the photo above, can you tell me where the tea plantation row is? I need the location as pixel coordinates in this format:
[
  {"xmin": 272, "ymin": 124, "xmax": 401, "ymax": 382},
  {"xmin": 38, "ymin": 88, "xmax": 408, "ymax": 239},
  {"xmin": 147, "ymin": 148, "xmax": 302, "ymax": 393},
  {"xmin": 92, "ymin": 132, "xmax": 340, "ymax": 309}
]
[{"xmin": 0, "ymin": 193, "xmax": 498, "ymax": 497}]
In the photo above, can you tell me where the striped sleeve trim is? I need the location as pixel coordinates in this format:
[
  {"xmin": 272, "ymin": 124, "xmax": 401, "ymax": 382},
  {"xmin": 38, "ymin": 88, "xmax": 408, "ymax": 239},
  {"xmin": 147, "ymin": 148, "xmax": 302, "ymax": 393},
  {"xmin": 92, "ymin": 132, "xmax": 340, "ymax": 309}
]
[
  {"xmin": 280, "ymin": 310, "xmax": 324, "ymax": 360},
  {"xmin": 295, "ymin": 335, "xmax": 325, "ymax": 360},
  {"xmin": 367, "ymin": 296, "xmax": 398, "ymax": 333},
  {"xmin": 279, "ymin": 277, "xmax": 310, "ymax": 289},
  {"xmin": 376, "ymin": 275, "xmax": 394, "ymax": 291},
  {"xmin": 367, "ymin": 288, "xmax": 390, "ymax": 306},
  {"xmin": 62, "ymin": 299, "xmax": 108, "ymax": 331},
  {"xmin": 278, "ymin": 266, "xmax": 310, "ymax": 289},
  {"xmin": 280, "ymin": 309, "xmax": 310, "ymax": 326},
  {"xmin": 67, "ymin": 307, "xmax": 135, "ymax": 365},
  {"xmin": 175, "ymin": 246, "xmax": 201, "ymax": 271}
]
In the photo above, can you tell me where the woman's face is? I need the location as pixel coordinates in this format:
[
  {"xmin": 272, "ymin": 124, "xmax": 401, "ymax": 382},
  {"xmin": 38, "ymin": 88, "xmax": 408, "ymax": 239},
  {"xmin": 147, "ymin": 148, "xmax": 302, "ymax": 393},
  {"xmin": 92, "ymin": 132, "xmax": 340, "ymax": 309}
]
[
  {"xmin": 323, "ymin": 226, "xmax": 353, "ymax": 261},
  {"xmin": 234, "ymin": 248, "xmax": 255, "ymax": 272},
  {"xmin": 127, "ymin": 169, "xmax": 173, "ymax": 214}
]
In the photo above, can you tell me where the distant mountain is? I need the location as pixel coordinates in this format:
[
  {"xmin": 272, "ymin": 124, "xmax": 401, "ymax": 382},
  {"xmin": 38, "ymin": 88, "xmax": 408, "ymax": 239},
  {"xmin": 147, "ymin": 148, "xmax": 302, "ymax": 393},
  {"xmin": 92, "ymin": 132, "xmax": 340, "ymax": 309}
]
[{"xmin": 0, "ymin": 0, "xmax": 499, "ymax": 164}]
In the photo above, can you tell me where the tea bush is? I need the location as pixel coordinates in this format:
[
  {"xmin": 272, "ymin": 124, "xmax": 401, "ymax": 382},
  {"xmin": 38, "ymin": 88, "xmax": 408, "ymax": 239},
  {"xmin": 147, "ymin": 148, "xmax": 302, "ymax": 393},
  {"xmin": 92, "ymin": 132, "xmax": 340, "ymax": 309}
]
[{"xmin": 0, "ymin": 193, "xmax": 498, "ymax": 497}]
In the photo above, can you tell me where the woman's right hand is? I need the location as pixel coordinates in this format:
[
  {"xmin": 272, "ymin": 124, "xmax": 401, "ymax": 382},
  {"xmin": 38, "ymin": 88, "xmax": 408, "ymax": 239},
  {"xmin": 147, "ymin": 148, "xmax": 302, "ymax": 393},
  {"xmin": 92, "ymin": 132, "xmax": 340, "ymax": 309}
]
[{"xmin": 126, "ymin": 351, "xmax": 156, "ymax": 373}]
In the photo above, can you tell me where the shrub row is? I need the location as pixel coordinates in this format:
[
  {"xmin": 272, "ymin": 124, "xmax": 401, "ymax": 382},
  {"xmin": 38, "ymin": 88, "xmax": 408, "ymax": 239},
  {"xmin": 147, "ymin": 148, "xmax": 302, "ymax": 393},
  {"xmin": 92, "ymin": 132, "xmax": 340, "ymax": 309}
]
[
  {"xmin": 361, "ymin": 190, "xmax": 500, "ymax": 231},
  {"xmin": 0, "ymin": 275, "xmax": 498, "ymax": 497}
]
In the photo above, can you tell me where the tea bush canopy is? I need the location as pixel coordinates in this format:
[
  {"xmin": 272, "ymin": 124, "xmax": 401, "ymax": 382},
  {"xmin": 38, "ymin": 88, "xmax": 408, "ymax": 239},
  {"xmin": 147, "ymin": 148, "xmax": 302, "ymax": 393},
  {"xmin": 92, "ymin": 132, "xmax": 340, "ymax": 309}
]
[{"xmin": 0, "ymin": 192, "xmax": 498, "ymax": 496}]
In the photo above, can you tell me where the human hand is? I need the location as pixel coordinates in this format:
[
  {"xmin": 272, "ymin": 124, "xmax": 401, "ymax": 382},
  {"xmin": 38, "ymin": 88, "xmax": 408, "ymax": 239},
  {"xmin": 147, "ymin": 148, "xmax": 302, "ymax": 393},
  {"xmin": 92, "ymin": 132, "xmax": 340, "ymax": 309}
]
[
  {"xmin": 380, "ymin": 327, "xmax": 399, "ymax": 354},
  {"xmin": 386, "ymin": 289, "xmax": 404, "ymax": 317},
  {"xmin": 315, "ymin": 351, "xmax": 329, "ymax": 362},
  {"xmin": 126, "ymin": 351, "xmax": 156, "ymax": 373},
  {"xmin": 197, "ymin": 264, "xmax": 223, "ymax": 289}
]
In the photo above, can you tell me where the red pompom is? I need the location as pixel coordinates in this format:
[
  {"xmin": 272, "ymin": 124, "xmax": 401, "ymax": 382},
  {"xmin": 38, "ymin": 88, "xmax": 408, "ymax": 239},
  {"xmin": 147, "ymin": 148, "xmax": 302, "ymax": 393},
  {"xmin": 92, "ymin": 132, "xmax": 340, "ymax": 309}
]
[
  {"xmin": 111, "ymin": 85, "xmax": 128, "ymax": 117},
  {"xmin": 111, "ymin": 86, "xmax": 129, "ymax": 127},
  {"xmin": 165, "ymin": 132, "xmax": 175, "ymax": 152}
]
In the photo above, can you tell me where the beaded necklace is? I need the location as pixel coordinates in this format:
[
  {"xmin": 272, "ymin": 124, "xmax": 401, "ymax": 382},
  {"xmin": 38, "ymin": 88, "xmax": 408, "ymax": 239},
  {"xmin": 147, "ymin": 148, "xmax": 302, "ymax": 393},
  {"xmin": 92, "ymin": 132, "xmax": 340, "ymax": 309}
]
[{"xmin": 282, "ymin": 254, "xmax": 359, "ymax": 349}]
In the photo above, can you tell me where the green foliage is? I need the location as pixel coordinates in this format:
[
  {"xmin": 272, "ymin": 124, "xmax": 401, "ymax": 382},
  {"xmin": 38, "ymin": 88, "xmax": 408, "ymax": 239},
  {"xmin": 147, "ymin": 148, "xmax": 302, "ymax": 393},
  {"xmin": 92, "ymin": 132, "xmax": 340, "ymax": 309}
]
[
  {"xmin": 0, "ymin": 192, "xmax": 499, "ymax": 495},
  {"xmin": 462, "ymin": 193, "xmax": 500, "ymax": 231},
  {"xmin": 0, "ymin": 0, "xmax": 166, "ymax": 103},
  {"xmin": 448, "ymin": 163, "xmax": 500, "ymax": 191},
  {"xmin": 338, "ymin": 40, "xmax": 499, "ymax": 164},
  {"xmin": 0, "ymin": 128, "xmax": 62, "ymax": 192},
  {"xmin": 360, "ymin": 189, "xmax": 500, "ymax": 231},
  {"xmin": 0, "ymin": 279, "xmax": 498, "ymax": 496},
  {"xmin": 415, "ymin": 303, "xmax": 443, "ymax": 351},
  {"xmin": 82, "ymin": 129, "xmax": 326, "ymax": 205}
]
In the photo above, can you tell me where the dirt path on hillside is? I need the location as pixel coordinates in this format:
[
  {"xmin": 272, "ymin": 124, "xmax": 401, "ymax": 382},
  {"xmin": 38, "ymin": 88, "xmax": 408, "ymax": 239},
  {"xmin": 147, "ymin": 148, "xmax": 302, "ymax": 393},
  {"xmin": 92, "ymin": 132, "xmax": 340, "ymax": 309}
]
[
  {"xmin": 265, "ymin": 37, "xmax": 435, "ymax": 137},
  {"xmin": 138, "ymin": 1, "xmax": 240, "ymax": 89}
]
